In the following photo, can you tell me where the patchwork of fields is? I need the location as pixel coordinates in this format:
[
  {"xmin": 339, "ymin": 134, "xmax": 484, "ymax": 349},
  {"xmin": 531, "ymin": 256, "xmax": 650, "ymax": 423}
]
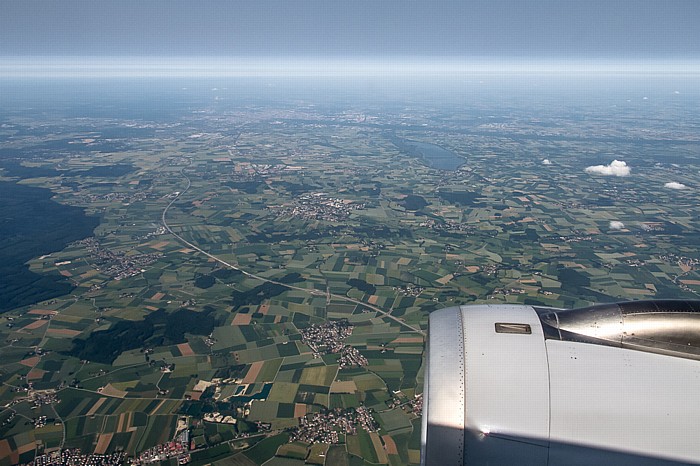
[{"xmin": 1, "ymin": 81, "xmax": 699, "ymax": 465}]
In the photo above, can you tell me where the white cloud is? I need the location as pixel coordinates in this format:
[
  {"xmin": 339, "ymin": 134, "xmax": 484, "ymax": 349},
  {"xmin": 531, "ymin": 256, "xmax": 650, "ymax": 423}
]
[
  {"xmin": 542, "ymin": 159, "xmax": 552, "ymax": 165},
  {"xmin": 609, "ymin": 221, "xmax": 625, "ymax": 230},
  {"xmin": 664, "ymin": 181, "xmax": 688, "ymax": 190},
  {"xmin": 585, "ymin": 160, "xmax": 631, "ymax": 177}
]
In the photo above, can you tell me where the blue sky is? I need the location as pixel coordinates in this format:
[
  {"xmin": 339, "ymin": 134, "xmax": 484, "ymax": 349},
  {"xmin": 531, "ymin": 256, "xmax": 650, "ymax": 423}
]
[
  {"xmin": 2, "ymin": 0, "xmax": 699, "ymax": 58},
  {"xmin": 1, "ymin": 1, "xmax": 699, "ymax": 77}
]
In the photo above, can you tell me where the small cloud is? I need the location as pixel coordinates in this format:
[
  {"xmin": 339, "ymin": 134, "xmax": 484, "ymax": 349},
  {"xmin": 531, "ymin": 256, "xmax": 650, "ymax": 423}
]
[
  {"xmin": 664, "ymin": 181, "xmax": 688, "ymax": 190},
  {"xmin": 542, "ymin": 159, "xmax": 552, "ymax": 165},
  {"xmin": 609, "ymin": 221, "xmax": 625, "ymax": 230},
  {"xmin": 643, "ymin": 96, "xmax": 648, "ymax": 100},
  {"xmin": 585, "ymin": 160, "xmax": 631, "ymax": 177},
  {"xmin": 674, "ymin": 90, "xmax": 680, "ymax": 94}
]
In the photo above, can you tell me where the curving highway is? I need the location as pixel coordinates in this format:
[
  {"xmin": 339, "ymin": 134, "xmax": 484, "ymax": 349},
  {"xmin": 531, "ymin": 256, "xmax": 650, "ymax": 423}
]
[{"xmin": 161, "ymin": 166, "xmax": 425, "ymax": 336}]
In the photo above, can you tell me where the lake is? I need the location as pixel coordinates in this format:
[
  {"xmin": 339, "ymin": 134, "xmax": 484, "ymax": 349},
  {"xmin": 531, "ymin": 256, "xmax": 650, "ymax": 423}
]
[{"xmin": 393, "ymin": 137, "xmax": 465, "ymax": 171}]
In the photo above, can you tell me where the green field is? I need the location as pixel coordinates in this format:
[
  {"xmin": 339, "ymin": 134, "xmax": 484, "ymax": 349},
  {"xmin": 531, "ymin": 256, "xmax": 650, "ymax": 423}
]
[{"xmin": 2, "ymin": 77, "xmax": 699, "ymax": 466}]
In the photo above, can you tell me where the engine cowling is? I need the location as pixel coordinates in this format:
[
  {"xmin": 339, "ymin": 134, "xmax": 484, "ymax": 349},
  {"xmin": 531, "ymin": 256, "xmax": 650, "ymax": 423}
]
[{"xmin": 421, "ymin": 300, "xmax": 700, "ymax": 466}]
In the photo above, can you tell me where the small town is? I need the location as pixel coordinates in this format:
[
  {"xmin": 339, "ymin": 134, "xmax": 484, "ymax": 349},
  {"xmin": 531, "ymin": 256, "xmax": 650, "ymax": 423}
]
[
  {"xmin": 299, "ymin": 320, "xmax": 367, "ymax": 367},
  {"xmin": 132, "ymin": 429, "xmax": 190, "ymax": 465},
  {"xmin": 32, "ymin": 449, "xmax": 127, "ymax": 466},
  {"xmin": 289, "ymin": 406, "xmax": 379, "ymax": 444},
  {"xmin": 71, "ymin": 237, "xmax": 162, "ymax": 281},
  {"xmin": 299, "ymin": 319, "xmax": 354, "ymax": 356},
  {"xmin": 273, "ymin": 193, "xmax": 366, "ymax": 222}
]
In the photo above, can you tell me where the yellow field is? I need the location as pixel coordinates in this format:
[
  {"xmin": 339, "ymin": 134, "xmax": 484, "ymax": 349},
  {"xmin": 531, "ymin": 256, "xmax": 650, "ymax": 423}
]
[{"xmin": 299, "ymin": 365, "xmax": 336, "ymax": 386}]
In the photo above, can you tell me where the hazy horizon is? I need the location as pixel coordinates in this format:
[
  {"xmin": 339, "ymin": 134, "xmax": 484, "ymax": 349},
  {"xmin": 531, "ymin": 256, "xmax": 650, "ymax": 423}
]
[
  {"xmin": 3, "ymin": 1, "xmax": 700, "ymax": 79},
  {"xmin": 3, "ymin": 56, "xmax": 700, "ymax": 79}
]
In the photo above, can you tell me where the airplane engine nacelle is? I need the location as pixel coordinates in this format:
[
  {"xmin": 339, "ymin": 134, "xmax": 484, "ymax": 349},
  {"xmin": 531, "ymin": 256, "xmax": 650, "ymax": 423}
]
[{"xmin": 421, "ymin": 300, "xmax": 700, "ymax": 466}]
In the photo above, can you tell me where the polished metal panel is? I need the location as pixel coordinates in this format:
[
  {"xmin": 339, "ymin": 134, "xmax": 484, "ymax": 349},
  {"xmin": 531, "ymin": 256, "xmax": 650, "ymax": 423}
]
[
  {"xmin": 538, "ymin": 302, "xmax": 623, "ymax": 344},
  {"xmin": 537, "ymin": 300, "xmax": 700, "ymax": 360},
  {"xmin": 622, "ymin": 312, "xmax": 700, "ymax": 358}
]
